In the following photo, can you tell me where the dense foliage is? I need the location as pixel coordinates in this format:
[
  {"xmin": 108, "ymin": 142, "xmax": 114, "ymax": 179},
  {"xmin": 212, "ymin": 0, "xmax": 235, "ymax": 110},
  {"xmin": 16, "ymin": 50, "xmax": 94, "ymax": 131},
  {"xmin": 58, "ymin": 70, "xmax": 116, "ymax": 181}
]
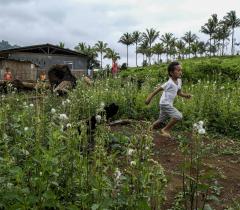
[{"xmin": 0, "ymin": 56, "xmax": 239, "ymax": 208}]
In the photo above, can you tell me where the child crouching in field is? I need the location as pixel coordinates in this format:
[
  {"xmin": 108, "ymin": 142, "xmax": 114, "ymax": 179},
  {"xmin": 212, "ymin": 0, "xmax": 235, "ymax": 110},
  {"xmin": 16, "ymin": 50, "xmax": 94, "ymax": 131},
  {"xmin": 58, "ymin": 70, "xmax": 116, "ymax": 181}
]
[{"xmin": 145, "ymin": 61, "xmax": 191, "ymax": 138}]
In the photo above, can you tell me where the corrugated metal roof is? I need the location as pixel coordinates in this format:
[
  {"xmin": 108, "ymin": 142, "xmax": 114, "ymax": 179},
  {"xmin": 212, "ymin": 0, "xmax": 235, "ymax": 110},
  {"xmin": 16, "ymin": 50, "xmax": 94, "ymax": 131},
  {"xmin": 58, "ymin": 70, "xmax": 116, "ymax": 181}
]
[{"xmin": 0, "ymin": 43, "xmax": 87, "ymax": 57}]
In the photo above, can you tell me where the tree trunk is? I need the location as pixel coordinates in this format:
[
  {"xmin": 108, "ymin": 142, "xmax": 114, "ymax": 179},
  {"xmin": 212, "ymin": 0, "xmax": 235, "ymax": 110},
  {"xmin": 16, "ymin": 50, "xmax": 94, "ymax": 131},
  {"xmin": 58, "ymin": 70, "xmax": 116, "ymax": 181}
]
[
  {"xmin": 189, "ymin": 43, "xmax": 191, "ymax": 59},
  {"xmin": 231, "ymin": 27, "xmax": 234, "ymax": 55},
  {"xmin": 209, "ymin": 35, "xmax": 212, "ymax": 57},
  {"xmin": 222, "ymin": 39, "xmax": 225, "ymax": 56},
  {"xmin": 135, "ymin": 43, "xmax": 138, "ymax": 67},
  {"xmin": 149, "ymin": 43, "xmax": 151, "ymax": 65},
  {"xmin": 101, "ymin": 52, "xmax": 103, "ymax": 69},
  {"xmin": 127, "ymin": 45, "xmax": 129, "ymax": 67}
]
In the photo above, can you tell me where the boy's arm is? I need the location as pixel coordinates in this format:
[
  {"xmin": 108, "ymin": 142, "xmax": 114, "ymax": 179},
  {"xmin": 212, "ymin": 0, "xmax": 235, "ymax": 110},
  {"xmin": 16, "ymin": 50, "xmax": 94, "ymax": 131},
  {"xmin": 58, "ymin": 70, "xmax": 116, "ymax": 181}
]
[
  {"xmin": 177, "ymin": 90, "xmax": 191, "ymax": 99},
  {"xmin": 145, "ymin": 86, "xmax": 164, "ymax": 105}
]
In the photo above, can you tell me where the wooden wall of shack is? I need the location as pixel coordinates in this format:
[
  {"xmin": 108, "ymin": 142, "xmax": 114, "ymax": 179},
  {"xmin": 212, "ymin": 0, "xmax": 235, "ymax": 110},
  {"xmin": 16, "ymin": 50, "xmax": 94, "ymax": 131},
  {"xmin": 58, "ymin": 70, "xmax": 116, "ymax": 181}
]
[
  {"xmin": 0, "ymin": 59, "xmax": 38, "ymax": 81},
  {"xmin": 9, "ymin": 53, "xmax": 87, "ymax": 79}
]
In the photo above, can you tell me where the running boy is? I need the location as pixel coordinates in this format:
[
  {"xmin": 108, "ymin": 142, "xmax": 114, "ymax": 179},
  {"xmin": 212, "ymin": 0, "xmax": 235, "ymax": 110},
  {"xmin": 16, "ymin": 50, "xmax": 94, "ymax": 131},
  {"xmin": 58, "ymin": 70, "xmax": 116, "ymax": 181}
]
[{"xmin": 145, "ymin": 61, "xmax": 191, "ymax": 138}]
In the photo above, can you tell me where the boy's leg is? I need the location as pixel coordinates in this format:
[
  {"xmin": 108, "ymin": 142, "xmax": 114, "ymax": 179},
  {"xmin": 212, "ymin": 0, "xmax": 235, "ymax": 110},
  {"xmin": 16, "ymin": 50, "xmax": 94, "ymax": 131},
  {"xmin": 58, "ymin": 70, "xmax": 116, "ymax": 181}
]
[
  {"xmin": 151, "ymin": 119, "xmax": 162, "ymax": 130},
  {"xmin": 161, "ymin": 106, "xmax": 182, "ymax": 137},
  {"xmin": 151, "ymin": 106, "xmax": 167, "ymax": 130},
  {"xmin": 161, "ymin": 118, "xmax": 179, "ymax": 137}
]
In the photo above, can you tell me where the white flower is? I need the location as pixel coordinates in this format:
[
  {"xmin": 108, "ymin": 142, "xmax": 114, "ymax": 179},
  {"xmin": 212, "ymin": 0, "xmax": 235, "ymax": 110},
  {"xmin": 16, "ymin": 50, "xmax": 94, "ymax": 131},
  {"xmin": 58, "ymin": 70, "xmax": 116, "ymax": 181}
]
[
  {"xmin": 194, "ymin": 121, "xmax": 204, "ymax": 130},
  {"xmin": 66, "ymin": 123, "xmax": 72, "ymax": 128},
  {"xmin": 198, "ymin": 128, "xmax": 206, "ymax": 135},
  {"xmin": 29, "ymin": 103, "xmax": 34, "ymax": 107},
  {"xmin": 115, "ymin": 168, "xmax": 122, "ymax": 180},
  {"xmin": 130, "ymin": 161, "xmax": 136, "ymax": 166},
  {"xmin": 66, "ymin": 99, "xmax": 71, "ymax": 103},
  {"xmin": 194, "ymin": 120, "xmax": 206, "ymax": 134},
  {"xmin": 193, "ymin": 123, "xmax": 201, "ymax": 130},
  {"xmin": 7, "ymin": 183, "xmax": 13, "ymax": 188},
  {"xmin": 59, "ymin": 114, "xmax": 68, "ymax": 121},
  {"xmin": 23, "ymin": 102, "xmax": 27, "ymax": 106},
  {"xmin": 51, "ymin": 108, "xmax": 56, "ymax": 114},
  {"xmin": 95, "ymin": 115, "xmax": 101, "ymax": 123},
  {"xmin": 22, "ymin": 149, "xmax": 30, "ymax": 156},
  {"xmin": 127, "ymin": 148, "xmax": 135, "ymax": 156},
  {"xmin": 148, "ymin": 158, "xmax": 158, "ymax": 164},
  {"xmin": 24, "ymin": 127, "xmax": 29, "ymax": 131},
  {"xmin": 220, "ymin": 86, "xmax": 224, "ymax": 90},
  {"xmin": 1, "ymin": 94, "xmax": 5, "ymax": 98},
  {"xmin": 100, "ymin": 101, "xmax": 105, "ymax": 109}
]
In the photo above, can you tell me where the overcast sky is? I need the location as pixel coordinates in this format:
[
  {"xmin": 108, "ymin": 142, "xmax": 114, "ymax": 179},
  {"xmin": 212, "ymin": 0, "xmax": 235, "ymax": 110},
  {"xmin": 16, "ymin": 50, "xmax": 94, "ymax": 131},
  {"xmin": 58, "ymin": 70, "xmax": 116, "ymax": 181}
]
[{"xmin": 0, "ymin": 0, "xmax": 240, "ymax": 67}]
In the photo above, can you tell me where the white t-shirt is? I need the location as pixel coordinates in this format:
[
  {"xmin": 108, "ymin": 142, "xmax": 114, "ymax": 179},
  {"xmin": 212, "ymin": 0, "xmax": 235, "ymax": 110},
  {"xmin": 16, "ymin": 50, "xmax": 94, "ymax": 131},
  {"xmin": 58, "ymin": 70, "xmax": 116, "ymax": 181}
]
[{"xmin": 160, "ymin": 78, "xmax": 182, "ymax": 106}]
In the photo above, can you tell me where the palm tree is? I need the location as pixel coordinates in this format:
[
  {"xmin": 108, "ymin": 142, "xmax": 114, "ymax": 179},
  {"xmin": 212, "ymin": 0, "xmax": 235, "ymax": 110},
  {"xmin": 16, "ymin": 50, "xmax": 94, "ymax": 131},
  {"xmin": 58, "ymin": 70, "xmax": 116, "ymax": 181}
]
[
  {"xmin": 137, "ymin": 40, "xmax": 149, "ymax": 66},
  {"xmin": 132, "ymin": 31, "xmax": 142, "ymax": 67},
  {"xmin": 191, "ymin": 41, "xmax": 201, "ymax": 57},
  {"xmin": 75, "ymin": 42, "xmax": 98, "ymax": 68},
  {"xmin": 223, "ymin": 10, "xmax": 240, "ymax": 55},
  {"xmin": 104, "ymin": 48, "xmax": 120, "ymax": 62},
  {"xmin": 175, "ymin": 40, "xmax": 186, "ymax": 59},
  {"xmin": 198, "ymin": 41, "xmax": 207, "ymax": 57},
  {"xmin": 142, "ymin": 28, "xmax": 160, "ymax": 64},
  {"xmin": 58, "ymin": 42, "xmax": 65, "ymax": 48},
  {"xmin": 118, "ymin": 33, "xmax": 134, "ymax": 67},
  {"xmin": 213, "ymin": 22, "xmax": 230, "ymax": 56},
  {"xmin": 169, "ymin": 37, "xmax": 177, "ymax": 60},
  {"xmin": 210, "ymin": 14, "xmax": 219, "ymax": 56},
  {"xmin": 182, "ymin": 31, "xmax": 198, "ymax": 58},
  {"xmin": 74, "ymin": 42, "xmax": 87, "ymax": 52},
  {"xmin": 94, "ymin": 41, "xmax": 108, "ymax": 69},
  {"xmin": 201, "ymin": 19, "xmax": 215, "ymax": 56},
  {"xmin": 160, "ymin": 33, "xmax": 174, "ymax": 61},
  {"xmin": 152, "ymin": 43, "xmax": 165, "ymax": 64}
]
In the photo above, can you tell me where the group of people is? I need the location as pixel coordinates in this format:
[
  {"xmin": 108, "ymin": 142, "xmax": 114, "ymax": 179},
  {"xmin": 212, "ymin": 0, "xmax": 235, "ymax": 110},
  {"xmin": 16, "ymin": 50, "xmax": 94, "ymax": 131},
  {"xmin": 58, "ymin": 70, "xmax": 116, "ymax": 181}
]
[{"xmin": 2, "ymin": 67, "xmax": 47, "ymax": 82}]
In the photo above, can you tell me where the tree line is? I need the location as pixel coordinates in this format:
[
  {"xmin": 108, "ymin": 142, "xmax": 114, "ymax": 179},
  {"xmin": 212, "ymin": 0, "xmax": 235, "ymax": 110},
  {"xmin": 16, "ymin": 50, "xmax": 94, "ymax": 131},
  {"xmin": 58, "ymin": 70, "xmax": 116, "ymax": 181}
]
[{"xmin": 72, "ymin": 10, "xmax": 240, "ymax": 68}]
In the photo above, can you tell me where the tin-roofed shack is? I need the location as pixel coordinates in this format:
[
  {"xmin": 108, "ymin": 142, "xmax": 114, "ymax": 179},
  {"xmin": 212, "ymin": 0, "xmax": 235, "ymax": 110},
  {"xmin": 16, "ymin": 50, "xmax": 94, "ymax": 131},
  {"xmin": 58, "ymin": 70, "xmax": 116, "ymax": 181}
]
[{"xmin": 0, "ymin": 43, "xmax": 88, "ymax": 81}]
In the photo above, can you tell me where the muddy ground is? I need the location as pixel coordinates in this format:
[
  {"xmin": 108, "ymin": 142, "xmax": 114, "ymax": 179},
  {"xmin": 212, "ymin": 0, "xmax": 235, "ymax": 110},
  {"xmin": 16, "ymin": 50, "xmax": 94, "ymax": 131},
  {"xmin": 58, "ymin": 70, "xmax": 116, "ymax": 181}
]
[{"xmin": 111, "ymin": 123, "xmax": 240, "ymax": 209}]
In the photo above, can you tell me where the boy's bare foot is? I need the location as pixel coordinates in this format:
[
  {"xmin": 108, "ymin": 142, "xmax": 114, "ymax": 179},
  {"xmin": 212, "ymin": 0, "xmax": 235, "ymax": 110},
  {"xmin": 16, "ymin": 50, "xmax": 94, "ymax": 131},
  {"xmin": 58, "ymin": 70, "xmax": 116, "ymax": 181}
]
[{"xmin": 160, "ymin": 129, "xmax": 171, "ymax": 138}]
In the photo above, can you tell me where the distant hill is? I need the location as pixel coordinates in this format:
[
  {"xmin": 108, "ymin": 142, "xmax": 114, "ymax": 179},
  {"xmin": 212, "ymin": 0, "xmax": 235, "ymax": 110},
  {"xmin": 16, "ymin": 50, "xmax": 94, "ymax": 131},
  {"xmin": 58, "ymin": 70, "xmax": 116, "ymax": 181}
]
[{"xmin": 0, "ymin": 40, "xmax": 20, "ymax": 51}]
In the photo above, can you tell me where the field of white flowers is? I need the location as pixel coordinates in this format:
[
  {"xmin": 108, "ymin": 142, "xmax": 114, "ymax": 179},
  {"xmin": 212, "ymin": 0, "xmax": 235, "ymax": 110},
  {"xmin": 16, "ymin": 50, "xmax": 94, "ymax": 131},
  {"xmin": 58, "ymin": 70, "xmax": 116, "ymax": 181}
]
[{"xmin": 0, "ymin": 71, "xmax": 240, "ymax": 209}]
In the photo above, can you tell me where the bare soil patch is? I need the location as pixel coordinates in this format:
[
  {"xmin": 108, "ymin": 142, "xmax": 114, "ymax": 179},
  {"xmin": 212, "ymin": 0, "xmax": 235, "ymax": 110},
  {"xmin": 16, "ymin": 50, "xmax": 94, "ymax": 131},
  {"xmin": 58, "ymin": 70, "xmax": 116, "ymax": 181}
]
[{"xmin": 111, "ymin": 122, "xmax": 240, "ymax": 209}]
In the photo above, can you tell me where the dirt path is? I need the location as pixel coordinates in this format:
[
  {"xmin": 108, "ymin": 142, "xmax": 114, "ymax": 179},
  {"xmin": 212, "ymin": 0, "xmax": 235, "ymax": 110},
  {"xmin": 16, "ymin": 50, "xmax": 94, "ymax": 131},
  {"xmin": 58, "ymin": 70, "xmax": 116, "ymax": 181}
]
[
  {"xmin": 152, "ymin": 132, "xmax": 240, "ymax": 209},
  {"xmin": 111, "ymin": 123, "xmax": 240, "ymax": 209}
]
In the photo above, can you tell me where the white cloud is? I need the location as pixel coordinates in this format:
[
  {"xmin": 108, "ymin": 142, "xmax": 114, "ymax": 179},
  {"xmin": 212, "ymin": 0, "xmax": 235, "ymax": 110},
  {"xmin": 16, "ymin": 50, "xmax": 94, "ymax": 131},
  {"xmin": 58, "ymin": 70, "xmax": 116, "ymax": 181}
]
[{"xmin": 0, "ymin": 0, "xmax": 240, "ymax": 67}]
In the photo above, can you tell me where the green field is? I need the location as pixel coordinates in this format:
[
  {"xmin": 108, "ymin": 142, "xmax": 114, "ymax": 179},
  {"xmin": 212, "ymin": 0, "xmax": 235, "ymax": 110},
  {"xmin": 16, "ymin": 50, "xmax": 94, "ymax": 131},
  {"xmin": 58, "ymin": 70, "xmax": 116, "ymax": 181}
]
[{"xmin": 0, "ymin": 56, "xmax": 240, "ymax": 209}]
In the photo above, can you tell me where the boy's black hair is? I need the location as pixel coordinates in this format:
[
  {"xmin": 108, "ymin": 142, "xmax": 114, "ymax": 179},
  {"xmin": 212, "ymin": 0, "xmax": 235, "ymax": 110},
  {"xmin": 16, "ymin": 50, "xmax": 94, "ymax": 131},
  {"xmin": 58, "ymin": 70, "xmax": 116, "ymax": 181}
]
[{"xmin": 168, "ymin": 61, "xmax": 180, "ymax": 77}]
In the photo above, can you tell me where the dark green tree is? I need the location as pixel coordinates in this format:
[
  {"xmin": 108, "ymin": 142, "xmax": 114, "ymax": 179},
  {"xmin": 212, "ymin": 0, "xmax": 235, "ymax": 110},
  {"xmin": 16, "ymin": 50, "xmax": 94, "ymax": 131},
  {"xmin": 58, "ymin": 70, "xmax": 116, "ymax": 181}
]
[
  {"xmin": 223, "ymin": 10, "xmax": 240, "ymax": 55},
  {"xmin": 94, "ymin": 41, "xmax": 108, "ymax": 69},
  {"xmin": 118, "ymin": 33, "xmax": 134, "ymax": 67},
  {"xmin": 132, "ymin": 31, "xmax": 143, "ymax": 67},
  {"xmin": 142, "ymin": 28, "xmax": 159, "ymax": 64}
]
